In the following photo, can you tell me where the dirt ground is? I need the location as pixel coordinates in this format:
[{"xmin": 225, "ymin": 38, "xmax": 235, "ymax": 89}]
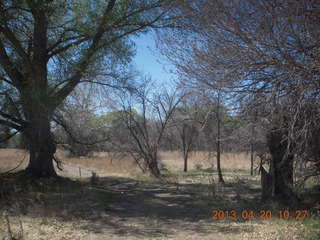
[{"xmin": 0, "ymin": 150, "xmax": 319, "ymax": 240}]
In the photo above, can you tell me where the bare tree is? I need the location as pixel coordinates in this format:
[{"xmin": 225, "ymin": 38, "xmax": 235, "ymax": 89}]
[
  {"xmin": 215, "ymin": 90, "xmax": 224, "ymax": 183},
  {"xmin": 191, "ymin": 89, "xmax": 228, "ymax": 183},
  {"xmin": 53, "ymin": 85, "xmax": 112, "ymax": 157},
  {"xmin": 157, "ymin": 0, "xmax": 320, "ymax": 204},
  {"xmin": 170, "ymin": 96, "xmax": 202, "ymax": 172},
  {"xmin": 116, "ymin": 80, "xmax": 182, "ymax": 177}
]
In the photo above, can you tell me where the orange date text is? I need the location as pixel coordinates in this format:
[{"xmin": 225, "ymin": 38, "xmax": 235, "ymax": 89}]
[{"xmin": 211, "ymin": 209, "xmax": 309, "ymax": 220}]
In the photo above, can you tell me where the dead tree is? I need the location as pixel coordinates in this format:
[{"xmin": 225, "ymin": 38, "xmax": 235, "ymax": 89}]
[{"xmin": 119, "ymin": 81, "xmax": 183, "ymax": 177}]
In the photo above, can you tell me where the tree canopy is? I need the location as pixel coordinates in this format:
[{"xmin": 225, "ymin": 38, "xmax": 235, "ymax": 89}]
[{"xmin": 0, "ymin": 0, "xmax": 173, "ymax": 177}]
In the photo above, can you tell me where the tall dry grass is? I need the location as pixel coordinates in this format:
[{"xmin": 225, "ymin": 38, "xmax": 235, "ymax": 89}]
[
  {"xmin": 63, "ymin": 152, "xmax": 141, "ymax": 177},
  {"xmin": 0, "ymin": 149, "xmax": 254, "ymax": 176},
  {"xmin": 159, "ymin": 151, "xmax": 252, "ymax": 171},
  {"xmin": 65, "ymin": 151, "xmax": 253, "ymax": 175},
  {"xmin": 64, "ymin": 151, "xmax": 253, "ymax": 176},
  {"xmin": 0, "ymin": 149, "xmax": 28, "ymax": 172}
]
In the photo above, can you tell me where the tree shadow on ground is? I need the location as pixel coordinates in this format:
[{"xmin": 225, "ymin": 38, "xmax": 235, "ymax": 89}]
[{"xmin": 0, "ymin": 173, "xmax": 267, "ymax": 239}]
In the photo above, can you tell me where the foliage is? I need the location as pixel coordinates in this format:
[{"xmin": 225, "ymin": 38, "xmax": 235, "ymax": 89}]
[{"xmin": 0, "ymin": 0, "xmax": 172, "ymax": 176}]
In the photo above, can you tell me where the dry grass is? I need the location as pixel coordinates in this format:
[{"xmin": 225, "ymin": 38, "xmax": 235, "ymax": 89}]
[
  {"xmin": 0, "ymin": 149, "xmax": 28, "ymax": 173},
  {"xmin": 159, "ymin": 151, "xmax": 253, "ymax": 171},
  {"xmin": 63, "ymin": 153, "xmax": 141, "ymax": 177},
  {"xmin": 64, "ymin": 151, "xmax": 254, "ymax": 177},
  {"xmin": 0, "ymin": 149, "xmax": 318, "ymax": 240},
  {"xmin": 0, "ymin": 149, "xmax": 254, "ymax": 177},
  {"xmin": 63, "ymin": 151, "xmax": 254, "ymax": 177},
  {"xmin": 0, "ymin": 149, "xmax": 141, "ymax": 177}
]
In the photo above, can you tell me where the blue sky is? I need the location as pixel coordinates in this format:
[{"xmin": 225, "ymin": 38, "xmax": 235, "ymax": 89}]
[{"xmin": 132, "ymin": 32, "xmax": 176, "ymax": 87}]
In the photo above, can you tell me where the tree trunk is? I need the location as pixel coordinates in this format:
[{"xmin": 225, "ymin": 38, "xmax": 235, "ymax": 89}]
[
  {"xmin": 250, "ymin": 112, "xmax": 257, "ymax": 176},
  {"xmin": 148, "ymin": 150, "xmax": 161, "ymax": 177},
  {"xmin": 149, "ymin": 158, "xmax": 161, "ymax": 177},
  {"xmin": 24, "ymin": 113, "xmax": 57, "ymax": 178},
  {"xmin": 183, "ymin": 152, "xmax": 188, "ymax": 172},
  {"xmin": 265, "ymin": 129, "xmax": 299, "ymax": 205},
  {"xmin": 19, "ymin": 6, "xmax": 58, "ymax": 178},
  {"xmin": 260, "ymin": 166, "xmax": 272, "ymax": 200},
  {"xmin": 216, "ymin": 91, "xmax": 224, "ymax": 183},
  {"xmin": 250, "ymin": 144, "xmax": 254, "ymax": 176},
  {"xmin": 217, "ymin": 146, "xmax": 224, "ymax": 183}
]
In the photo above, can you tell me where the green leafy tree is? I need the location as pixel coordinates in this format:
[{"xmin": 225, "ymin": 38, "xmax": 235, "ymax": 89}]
[{"xmin": 0, "ymin": 0, "xmax": 172, "ymax": 177}]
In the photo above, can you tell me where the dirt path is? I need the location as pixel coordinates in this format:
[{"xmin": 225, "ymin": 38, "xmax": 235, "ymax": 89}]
[
  {"xmin": 52, "ymin": 172, "xmax": 306, "ymax": 240},
  {"xmin": 0, "ymin": 165, "xmax": 310, "ymax": 240}
]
